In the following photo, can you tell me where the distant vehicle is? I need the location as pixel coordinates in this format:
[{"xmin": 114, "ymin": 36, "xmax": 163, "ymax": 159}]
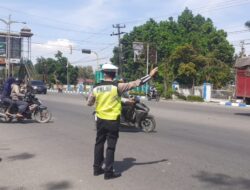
[
  {"xmin": 28, "ymin": 80, "xmax": 47, "ymax": 94},
  {"xmin": 235, "ymin": 57, "xmax": 250, "ymax": 104}
]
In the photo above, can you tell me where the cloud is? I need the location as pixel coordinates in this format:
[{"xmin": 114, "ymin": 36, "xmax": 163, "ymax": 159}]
[
  {"xmin": 59, "ymin": 0, "xmax": 121, "ymax": 30},
  {"xmin": 31, "ymin": 38, "xmax": 107, "ymax": 69},
  {"xmin": 31, "ymin": 39, "xmax": 75, "ymax": 61}
]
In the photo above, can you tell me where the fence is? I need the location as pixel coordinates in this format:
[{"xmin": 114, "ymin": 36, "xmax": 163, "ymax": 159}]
[
  {"xmin": 178, "ymin": 85, "xmax": 234, "ymax": 100},
  {"xmin": 211, "ymin": 89, "xmax": 234, "ymax": 100},
  {"xmin": 177, "ymin": 86, "xmax": 203, "ymax": 97}
]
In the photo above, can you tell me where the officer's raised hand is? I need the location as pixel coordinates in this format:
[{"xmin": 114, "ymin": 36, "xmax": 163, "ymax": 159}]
[{"xmin": 149, "ymin": 67, "xmax": 158, "ymax": 77}]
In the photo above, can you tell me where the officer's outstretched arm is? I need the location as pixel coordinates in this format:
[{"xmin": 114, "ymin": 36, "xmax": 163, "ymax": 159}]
[
  {"xmin": 118, "ymin": 67, "xmax": 158, "ymax": 94},
  {"xmin": 140, "ymin": 67, "xmax": 158, "ymax": 85}
]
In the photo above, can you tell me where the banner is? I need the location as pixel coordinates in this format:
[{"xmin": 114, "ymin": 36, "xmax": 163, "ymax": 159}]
[{"xmin": 132, "ymin": 42, "xmax": 144, "ymax": 62}]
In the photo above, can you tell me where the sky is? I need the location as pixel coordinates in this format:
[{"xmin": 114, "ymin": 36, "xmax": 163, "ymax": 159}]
[{"xmin": 0, "ymin": 0, "xmax": 249, "ymax": 70}]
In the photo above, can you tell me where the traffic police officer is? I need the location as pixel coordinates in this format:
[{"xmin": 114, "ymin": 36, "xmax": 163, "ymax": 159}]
[{"xmin": 87, "ymin": 63, "xmax": 158, "ymax": 180}]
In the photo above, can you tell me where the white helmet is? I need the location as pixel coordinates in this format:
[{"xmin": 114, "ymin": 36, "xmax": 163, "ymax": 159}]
[{"xmin": 101, "ymin": 63, "xmax": 118, "ymax": 72}]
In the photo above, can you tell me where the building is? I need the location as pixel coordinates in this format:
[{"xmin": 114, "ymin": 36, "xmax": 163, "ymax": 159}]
[
  {"xmin": 235, "ymin": 57, "xmax": 250, "ymax": 104},
  {"xmin": 0, "ymin": 27, "xmax": 33, "ymax": 80}
]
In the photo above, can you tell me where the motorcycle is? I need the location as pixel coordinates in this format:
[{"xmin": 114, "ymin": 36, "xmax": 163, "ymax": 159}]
[
  {"xmin": 0, "ymin": 92, "xmax": 52, "ymax": 123},
  {"xmin": 121, "ymin": 96, "xmax": 156, "ymax": 132},
  {"xmin": 147, "ymin": 91, "xmax": 160, "ymax": 101}
]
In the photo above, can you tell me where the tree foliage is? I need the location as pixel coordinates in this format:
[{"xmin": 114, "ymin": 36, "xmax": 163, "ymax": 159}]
[
  {"xmin": 34, "ymin": 51, "xmax": 93, "ymax": 85},
  {"xmin": 245, "ymin": 21, "xmax": 250, "ymax": 28},
  {"xmin": 111, "ymin": 8, "xmax": 235, "ymax": 90}
]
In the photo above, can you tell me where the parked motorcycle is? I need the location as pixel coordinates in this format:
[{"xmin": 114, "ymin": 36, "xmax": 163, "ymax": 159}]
[
  {"xmin": 121, "ymin": 96, "xmax": 156, "ymax": 132},
  {"xmin": 0, "ymin": 92, "xmax": 52, "ymax": 123}
]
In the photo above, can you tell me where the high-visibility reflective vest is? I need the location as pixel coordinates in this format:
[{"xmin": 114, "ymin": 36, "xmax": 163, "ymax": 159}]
[{"xmin": 93, "ymin": 81, "xmax": 121, "ymax": 120}]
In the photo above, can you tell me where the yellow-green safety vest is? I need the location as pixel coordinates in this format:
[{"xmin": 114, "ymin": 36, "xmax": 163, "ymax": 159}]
[{"xmin": 93, "ymin": 81, "xmax": 121, "ymax": 120}]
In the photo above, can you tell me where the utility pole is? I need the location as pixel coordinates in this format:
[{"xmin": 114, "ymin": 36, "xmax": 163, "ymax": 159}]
[
  {"xmin": 111, "ymin": 24, "xmax": 126, "ymax": 77},
  {"xmin": 67, "ymin": 45, "xmax": 72, "ymax": 91}
]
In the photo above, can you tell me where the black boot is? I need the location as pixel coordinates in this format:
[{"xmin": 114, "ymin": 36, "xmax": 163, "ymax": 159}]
[
  {"xmin": 94, "ymin": 168, "xmax": 104, "ymax": 176},
  {"xmin": 104, "ymin": 172, "xmax": 121, "ymax": 180}
]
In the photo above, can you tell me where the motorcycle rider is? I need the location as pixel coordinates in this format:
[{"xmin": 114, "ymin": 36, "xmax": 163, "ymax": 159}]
[
  {"xmin": 149, "ymin": 85, "xmax": 157, "ymax": 98},
  {"xmin": 10, "ymin": 78, "xmax": 28, "ymax": 118},
  {"xmin": 0, "ymin": 77, "xmax": 15, "ymax": 115},
  {"xmin": 87, "ymin": 63, "xmax": 158, "ymax": 180},
  {"xmin": 120, "ymin": 83, "xmax": 135, "ymax": 125}
]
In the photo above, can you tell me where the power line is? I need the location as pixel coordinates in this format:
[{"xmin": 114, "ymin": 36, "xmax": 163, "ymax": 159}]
[
  {"xmin": 0, "ymin": 6, "xmax": 110, "ymax": 36},
  {"xmin": 0, "ymin": 5, "xmax": 96, "ymax": 30},
  {"xmin": 71, "ymin": 57, "xmax": 108, "ymax": 64},
  {"xmin": 227, "ymin": 29, "xmax": 250, "ymax": 34},
  {"xmin": 117, "ymin": 0, "xmax": 250, "ymax": 25}
]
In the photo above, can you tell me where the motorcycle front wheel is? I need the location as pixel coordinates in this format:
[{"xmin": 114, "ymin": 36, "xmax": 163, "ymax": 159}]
[
  {"xmin": 34, "ymin": 109, "xmax": 52, "ymax": 123},
  {"xmin": 156, "ymin": 95, "xmax": 160, "ymax": 102},
  {"xmin": 140, "ymin": 115, "xmax": 156, "ymax": 132}
]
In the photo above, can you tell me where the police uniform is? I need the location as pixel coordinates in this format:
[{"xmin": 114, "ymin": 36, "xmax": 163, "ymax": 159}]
[{"xmin": 88, "ymin": 67, "xmax": 152, "ymax": 178}]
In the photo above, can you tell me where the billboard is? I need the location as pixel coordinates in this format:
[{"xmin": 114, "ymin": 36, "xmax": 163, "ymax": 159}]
[{"xmin": 0, "ymin": 36, "xmax": 21, "ymax": 60}]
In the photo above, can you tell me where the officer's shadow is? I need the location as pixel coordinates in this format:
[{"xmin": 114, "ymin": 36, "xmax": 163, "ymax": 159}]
[{"xmin": 114, "ymin": 157, "xmax": 168, "ymax": 173}]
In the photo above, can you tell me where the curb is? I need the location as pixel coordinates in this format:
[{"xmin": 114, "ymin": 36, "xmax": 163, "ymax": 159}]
[
  {"xmin": 47, "ymin": 90, "xmax": 250, "ymax": 108},
  {"xmin": 219, "ymin": 101, "xmax": 249, "ymax": 107},
  {"xmin": 48, "ymin": 89, "xmax": 87, "ymax": 95}
]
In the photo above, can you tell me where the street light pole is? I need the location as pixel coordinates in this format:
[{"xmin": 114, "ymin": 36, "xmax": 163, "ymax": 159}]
[
  {"xmin": 0, "ymin": 15, "xmax": 26, "ymax": 78},
  {"xmin": 92, "ymin": 51, "xmax": 99, "ymax": 69}
]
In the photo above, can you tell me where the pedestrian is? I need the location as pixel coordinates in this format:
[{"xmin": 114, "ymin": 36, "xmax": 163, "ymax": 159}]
[{"xmin": 87, "ymin": 63, "xmax": 158, "ymax": 180}]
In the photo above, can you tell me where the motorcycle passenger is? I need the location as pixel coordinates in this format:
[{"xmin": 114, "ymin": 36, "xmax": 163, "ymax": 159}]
[
  {"xmin": 10, "ymin": 79, "xmax": 28, "ymax": 118},
  {"xmin": 87, "ymin": 63, "xmax": 158, "ymax": 180},
  {"xmin": 0, "ymin": 77, "xmax": 15, "ymax": 115}
]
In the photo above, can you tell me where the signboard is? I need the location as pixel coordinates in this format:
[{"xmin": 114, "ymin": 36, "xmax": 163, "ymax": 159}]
[
  {"xmin": 10, "ymin": 58, "xmax": 20, "ymax": 64},
  {"xmin": 133, "ymin": 42, "xmax": 144, "ymax": 62},
  {"xmin": 0, "ymin": 42, "xmax": 6, "ymax": 57}
]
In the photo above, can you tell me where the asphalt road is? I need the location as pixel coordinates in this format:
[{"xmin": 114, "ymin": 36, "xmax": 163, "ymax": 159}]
[{"xmin": 0, "ymin": 93, "xmax": 250, "ymax": 190}]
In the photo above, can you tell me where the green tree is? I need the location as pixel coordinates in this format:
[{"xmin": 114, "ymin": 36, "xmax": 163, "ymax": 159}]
[
  {"xmin": 111, "ymin": 8, "xmax": 235, "ymax": 92},
  {"xmin": 245, "ymin": 21, "xmax": 250, "ymax": 28},
  {"xmin": 35, "ymin": 51, "xmax": 79, "ymax": 85},
  {"xmin": 77, "ymin": 66, "xmax": 94, "ymax": 80}
]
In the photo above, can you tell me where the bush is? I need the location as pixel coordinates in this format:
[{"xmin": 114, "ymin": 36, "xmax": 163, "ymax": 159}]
[
  {"xmin": 174, "ymin": 91, "xmax": 187, "ymax": 100},
  {"xmin": 186, "ymin": 95, "xmax": 204, "ymax": 102},
  {"xmin": 164, "ymin": 89, "xmax": 174, "ymax": 99}
]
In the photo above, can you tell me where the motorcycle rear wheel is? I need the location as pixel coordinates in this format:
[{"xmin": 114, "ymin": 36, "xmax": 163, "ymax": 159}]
[
  {"xmin": 140, "ymin": 115, "xmax": 156, "ymax": 132},
  {"xmin": 34, "ymin": 109, "xmax": 52, "ymax": 123},
  {"xmin": 0, "ymin": 107, "xmax": 12, "ymax": 123}
]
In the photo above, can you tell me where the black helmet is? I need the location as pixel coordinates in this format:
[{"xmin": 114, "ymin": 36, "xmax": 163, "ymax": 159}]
[{"xmin": 15, "ymin": 78, "xmax": 23, "ymax": 85}]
